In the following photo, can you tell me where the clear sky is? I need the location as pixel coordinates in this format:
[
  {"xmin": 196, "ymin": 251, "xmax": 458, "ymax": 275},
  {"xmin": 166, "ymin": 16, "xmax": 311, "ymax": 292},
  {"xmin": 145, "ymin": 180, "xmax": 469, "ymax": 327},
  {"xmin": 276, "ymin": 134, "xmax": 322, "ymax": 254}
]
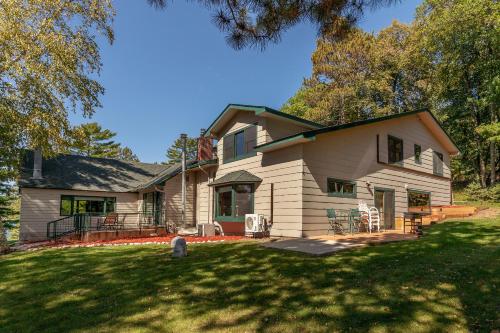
[{"xmin": 69, "ymin": 0, "xmax": 422, "ymax": 163}]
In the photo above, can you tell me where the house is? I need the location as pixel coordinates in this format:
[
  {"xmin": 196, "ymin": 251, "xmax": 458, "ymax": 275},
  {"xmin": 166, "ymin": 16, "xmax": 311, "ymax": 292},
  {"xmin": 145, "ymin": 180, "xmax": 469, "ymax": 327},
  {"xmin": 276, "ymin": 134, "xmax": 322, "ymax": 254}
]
[{"xmin": 18, "ymin": 104, "xmax": 459, "ymax": 241}]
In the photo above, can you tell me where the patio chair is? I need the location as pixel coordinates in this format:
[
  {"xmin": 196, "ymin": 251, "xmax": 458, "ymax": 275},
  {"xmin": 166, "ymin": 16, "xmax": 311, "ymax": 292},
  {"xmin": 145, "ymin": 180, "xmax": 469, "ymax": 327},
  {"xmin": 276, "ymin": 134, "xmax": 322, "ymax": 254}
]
[
  {"xmin": 369, "ymin": 207, "xmax": 381, "ymax": 232},
  {"xmin": 326, "ymin": 209, "xmax": 344, "ymax": 235},
  {"xmin": 349, "ymin": 209, "xmax": 363, "ymax": 233},
  {"xmin": 358, "ymin": 202, "xmax": 371, "ymax": 231},
  {"xmin": 98, "ymin": 212, "xmax": 119, "ymax": 230}
]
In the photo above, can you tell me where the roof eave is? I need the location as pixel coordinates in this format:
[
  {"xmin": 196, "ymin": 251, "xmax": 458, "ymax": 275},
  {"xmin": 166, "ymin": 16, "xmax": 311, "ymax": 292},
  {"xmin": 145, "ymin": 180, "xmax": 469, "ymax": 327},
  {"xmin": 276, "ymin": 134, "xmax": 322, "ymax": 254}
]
[{"xmin": 254, "ymin": 134, "xmax": 316, "ymax": 153}]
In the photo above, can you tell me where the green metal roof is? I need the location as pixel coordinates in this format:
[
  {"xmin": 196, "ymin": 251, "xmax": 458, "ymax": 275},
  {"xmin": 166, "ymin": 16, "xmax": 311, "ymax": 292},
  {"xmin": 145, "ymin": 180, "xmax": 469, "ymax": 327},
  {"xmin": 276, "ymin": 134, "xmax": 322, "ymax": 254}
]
[
  {"xmin": 208, "ymin": 170, "xmax": 262, "ymax": 186},
  {"xmin": 204, "ymin": 103, "xmax": 324, "ymax": 137},
  {"xmin": 255, "ymin": 110, "xmax": 460, "ymax": 155}
]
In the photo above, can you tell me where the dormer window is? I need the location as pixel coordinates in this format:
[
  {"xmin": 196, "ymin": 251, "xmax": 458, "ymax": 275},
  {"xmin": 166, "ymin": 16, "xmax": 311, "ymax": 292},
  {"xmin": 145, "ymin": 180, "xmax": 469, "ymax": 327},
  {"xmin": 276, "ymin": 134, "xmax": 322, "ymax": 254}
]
[{"xmin": 223, "ymin": 124, "xmax": 257, "ymax": 163}]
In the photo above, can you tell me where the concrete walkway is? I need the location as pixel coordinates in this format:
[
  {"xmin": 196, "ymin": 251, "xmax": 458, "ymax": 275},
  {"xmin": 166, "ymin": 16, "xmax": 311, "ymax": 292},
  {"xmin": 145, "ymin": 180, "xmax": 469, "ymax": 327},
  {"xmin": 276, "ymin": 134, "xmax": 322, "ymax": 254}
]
[{"xmin": 262, "ymin": 231, "xmax": 417, "ymax": 255}]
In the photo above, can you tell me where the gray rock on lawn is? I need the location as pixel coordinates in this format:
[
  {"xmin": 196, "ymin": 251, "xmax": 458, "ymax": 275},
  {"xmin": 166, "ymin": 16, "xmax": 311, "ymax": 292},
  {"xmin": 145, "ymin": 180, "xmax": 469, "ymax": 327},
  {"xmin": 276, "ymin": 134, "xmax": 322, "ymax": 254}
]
[{"xmin": 171, "ymin": 236, "xmax": 187, "ymax": 257}]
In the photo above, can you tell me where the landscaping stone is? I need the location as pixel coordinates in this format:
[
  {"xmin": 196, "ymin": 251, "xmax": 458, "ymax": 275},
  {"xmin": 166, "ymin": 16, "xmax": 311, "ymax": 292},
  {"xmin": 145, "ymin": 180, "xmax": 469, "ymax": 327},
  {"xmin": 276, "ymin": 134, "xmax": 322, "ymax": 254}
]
[{"xmin": 171, "ymin": 236, "xmax": 187, "ymax": 257}]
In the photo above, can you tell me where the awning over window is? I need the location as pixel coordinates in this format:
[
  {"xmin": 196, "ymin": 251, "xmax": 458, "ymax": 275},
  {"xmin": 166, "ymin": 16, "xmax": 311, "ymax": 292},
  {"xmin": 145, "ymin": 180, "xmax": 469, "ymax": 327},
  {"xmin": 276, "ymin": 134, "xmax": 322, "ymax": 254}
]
[{"xmin": 209, "ymin": 170, "xmax": 262, "ymax": 187}]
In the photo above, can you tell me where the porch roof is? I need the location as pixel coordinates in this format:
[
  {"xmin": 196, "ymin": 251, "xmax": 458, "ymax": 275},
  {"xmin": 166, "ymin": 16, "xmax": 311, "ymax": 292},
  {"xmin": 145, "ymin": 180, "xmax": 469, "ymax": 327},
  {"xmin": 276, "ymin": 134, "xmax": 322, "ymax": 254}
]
[{"xmin": 209, "ymin": 170, "xmax": 262, "ymax": 187}]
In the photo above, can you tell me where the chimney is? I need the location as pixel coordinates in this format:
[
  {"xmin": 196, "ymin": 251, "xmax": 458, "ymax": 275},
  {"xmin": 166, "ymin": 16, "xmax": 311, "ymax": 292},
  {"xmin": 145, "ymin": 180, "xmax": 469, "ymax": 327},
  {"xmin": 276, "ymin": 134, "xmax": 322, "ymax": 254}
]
[
  {"xmin": 32, "ymin": 149, "xmax": 43, "ymax": 179},
  {"xmin": 197, "ymin": 128, "xmax": 213, "ymax": 161}
]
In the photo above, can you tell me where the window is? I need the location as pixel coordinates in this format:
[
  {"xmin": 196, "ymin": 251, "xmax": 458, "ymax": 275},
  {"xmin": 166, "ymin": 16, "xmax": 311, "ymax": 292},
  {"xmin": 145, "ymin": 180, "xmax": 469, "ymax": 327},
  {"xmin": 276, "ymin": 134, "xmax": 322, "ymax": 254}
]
[
  {"xmin": 222, "ymin": 124, "xmax": 257, "ymax": 163},
  {"xmin": 433, "ymin": 151, "xmax": 443, "ymax": 176},
  {"xmin": 327, "ymin": 178, "xmax": 357, "ymax": 198},
  {"xmin": 408, "ymin": 190, "xmax": 431, "ymax": 213},
  {"xmin": 388, "ymin": 135, "xmax": 404, "ymax": 164},
  {"xmin": 215, "ymin": 184, "xmax": 254, "ymax": 221},
  {"xmin": 59, "ymin": 195, "xmax": 116, "ymax": 216},
  {"xmin": 414, "ymin": 144, "xmax": 422, "ymax": 164}
]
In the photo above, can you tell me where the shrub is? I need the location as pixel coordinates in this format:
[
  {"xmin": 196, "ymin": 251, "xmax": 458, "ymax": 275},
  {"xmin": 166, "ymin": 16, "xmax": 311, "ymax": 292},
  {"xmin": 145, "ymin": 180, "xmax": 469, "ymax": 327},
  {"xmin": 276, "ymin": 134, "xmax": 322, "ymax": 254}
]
[{"xmin": 464, "ymin": 183, "xmax": 500, "ymax": 202}]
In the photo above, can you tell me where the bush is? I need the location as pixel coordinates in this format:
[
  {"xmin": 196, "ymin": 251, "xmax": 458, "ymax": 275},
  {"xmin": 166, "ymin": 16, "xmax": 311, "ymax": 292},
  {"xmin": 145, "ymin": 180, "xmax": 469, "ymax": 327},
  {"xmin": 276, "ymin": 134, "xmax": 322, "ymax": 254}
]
[{"xmin": 464, "ymin": 183, "xmax": 500, "ymax": 202}]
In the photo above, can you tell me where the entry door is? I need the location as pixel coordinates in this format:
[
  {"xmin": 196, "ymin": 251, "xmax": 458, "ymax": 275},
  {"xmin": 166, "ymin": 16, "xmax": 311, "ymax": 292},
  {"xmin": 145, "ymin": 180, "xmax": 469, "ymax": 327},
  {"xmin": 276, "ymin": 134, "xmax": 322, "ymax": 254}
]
[{"xmin": 374, "ymin": 188, "xmax": 395, "ymax": 230}]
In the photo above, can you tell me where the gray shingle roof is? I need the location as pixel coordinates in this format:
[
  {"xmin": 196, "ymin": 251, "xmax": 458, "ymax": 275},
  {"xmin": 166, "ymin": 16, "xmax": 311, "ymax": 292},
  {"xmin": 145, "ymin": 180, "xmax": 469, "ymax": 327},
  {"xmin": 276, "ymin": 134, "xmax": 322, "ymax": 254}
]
[
  {"xmin": 209, "ymin": 170, "xmax": 262, "ymax": 186},
  {"xmin": 18, "ymin": 151, "xmax": 171, "ymax": 192}
]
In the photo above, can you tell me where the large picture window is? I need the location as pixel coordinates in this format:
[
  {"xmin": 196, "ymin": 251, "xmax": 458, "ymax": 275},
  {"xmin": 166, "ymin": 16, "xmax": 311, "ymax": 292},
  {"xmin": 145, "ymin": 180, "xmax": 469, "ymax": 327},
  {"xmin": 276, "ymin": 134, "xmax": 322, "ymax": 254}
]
[
  {"xmin": 60, "ymin": 195, "xmax": 116, "ymax": 216},
  {"xmin": 215, "ymin": 184, "xmax": 254, "ymax": 221},
  {"xmin": 327, "ymin": 178, "xmax": 357, "ymax": 198},
  {"xmin": 388, "ymin": 135, "xmax": 404, "ymax": 164},
  {"xmin": 222, "ymin": 124, "xmax": 257, "ymax": 163},
  {"xmin": 408, "ymin": 190, "xmax": 431, "ymax": 213}
]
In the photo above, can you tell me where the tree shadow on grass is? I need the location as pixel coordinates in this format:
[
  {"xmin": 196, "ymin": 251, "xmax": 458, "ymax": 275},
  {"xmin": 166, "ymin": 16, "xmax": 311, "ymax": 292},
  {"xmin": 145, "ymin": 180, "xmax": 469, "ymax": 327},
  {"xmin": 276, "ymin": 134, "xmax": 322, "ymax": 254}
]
[{"xmin": 0, "ymin": 220, "xmax": 498, "ymax": 332}]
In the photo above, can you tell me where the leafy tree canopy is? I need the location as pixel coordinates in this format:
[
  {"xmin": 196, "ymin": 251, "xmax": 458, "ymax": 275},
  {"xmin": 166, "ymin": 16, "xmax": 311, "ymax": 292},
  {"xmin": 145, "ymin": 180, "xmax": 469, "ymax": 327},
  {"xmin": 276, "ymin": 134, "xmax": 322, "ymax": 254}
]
[
  {"xmin": 0, "ymin": 0, "xmax": 114, "ymax": 182},
  {"xmin": 165, "ymin": 137, "xmax": 198, "ymax": 165}
]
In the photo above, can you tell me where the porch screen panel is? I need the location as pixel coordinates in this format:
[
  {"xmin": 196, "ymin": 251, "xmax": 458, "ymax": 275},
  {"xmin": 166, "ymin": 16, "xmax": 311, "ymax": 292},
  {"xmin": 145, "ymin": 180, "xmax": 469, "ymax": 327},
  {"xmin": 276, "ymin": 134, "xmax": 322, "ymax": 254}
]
[{"xmin": 408, "ymin": 190, "xmax": 431, "ymax": 213}]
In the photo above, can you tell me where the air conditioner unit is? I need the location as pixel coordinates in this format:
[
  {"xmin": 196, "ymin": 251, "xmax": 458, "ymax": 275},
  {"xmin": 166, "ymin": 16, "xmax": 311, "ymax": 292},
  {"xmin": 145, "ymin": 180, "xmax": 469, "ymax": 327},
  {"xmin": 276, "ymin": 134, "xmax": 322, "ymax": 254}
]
[{"xmin": 245, "ymin": 214, "xmax": 266, "ymax": 233}]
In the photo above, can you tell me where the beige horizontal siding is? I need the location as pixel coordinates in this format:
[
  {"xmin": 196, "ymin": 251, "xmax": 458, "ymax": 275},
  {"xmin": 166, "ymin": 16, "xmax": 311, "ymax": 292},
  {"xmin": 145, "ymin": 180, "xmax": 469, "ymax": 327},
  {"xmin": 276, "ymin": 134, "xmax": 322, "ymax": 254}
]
[
  {"xmin": 163, "ymin": 173, "xmax": 196, "ymax": 227},
  {"xmin": 19, "ymin": 188, "xmax": 139, "ymax": 241},
  {"xmin": 301, "ymin": 114, "xmax": 452, "ymax": 236}
]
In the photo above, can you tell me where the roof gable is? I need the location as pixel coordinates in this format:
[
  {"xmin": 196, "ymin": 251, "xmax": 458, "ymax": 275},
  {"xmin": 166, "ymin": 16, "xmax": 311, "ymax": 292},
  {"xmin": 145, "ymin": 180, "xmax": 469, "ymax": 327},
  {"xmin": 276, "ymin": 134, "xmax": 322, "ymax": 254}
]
[
  {"xmin": 255, "ymin": 110, "xmax": 460, "ymax": 155},
  {"xmin": 204, "ymin": 104, "xmax": 324, "ymax": 137}
]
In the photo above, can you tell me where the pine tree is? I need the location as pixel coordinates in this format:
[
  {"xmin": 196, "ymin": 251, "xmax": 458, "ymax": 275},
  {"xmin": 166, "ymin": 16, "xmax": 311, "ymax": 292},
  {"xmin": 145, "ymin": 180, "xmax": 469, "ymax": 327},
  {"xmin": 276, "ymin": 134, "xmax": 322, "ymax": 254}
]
[
  {"xmin": 69, "ymin": 123, "xmax": 121, "ymax": 158},
  {"xmin": 0, "ymin": 183, "xmax": 16, "ymax": 253},
  {"xmin": 118, "ymin": 147, "xmax": 140, "ymax": 162},
  {"xmin": 165, "ymin": 137, "xmax": 198, "ymax": 165}
]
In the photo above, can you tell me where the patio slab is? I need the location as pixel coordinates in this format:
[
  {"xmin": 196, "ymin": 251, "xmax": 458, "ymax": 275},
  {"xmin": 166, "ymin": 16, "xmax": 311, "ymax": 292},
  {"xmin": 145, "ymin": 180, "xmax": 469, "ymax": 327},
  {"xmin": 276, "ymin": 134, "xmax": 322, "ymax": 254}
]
[{"xmin": 262, "ymin": 231, "xmax": 417, "ymax": 255}]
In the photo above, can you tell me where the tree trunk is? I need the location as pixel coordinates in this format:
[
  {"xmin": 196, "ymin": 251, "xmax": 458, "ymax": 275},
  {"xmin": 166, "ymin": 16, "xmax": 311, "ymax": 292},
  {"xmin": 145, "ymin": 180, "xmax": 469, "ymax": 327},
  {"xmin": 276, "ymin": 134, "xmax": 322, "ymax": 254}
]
[
  {"xmin": 490, "ymin": 106, "xmax": 497, "ymax": 185},
  {"xmin": 477, "ymin": 137, "xmax": 487, "ymax": 188},
  {"xmin": 0, "ymin": 220, "xmax": 8, "ymax": 254}
]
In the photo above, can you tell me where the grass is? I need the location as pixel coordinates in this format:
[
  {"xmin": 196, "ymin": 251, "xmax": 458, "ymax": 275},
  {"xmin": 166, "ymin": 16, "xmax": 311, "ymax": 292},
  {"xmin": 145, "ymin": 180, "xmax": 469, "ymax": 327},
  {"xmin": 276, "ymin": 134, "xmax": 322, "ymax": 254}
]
[{"xmin": 1, "ymin": 219, "xmax": 499, "ymax": 333}]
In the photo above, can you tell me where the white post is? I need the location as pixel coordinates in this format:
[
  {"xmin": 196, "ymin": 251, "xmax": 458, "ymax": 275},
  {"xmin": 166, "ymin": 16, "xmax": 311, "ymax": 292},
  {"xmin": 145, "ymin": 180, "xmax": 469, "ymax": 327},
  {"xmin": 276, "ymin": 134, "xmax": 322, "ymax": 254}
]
[{"xmin": 180, "ymin": 133, "xmax": 187, "ymax": 228}]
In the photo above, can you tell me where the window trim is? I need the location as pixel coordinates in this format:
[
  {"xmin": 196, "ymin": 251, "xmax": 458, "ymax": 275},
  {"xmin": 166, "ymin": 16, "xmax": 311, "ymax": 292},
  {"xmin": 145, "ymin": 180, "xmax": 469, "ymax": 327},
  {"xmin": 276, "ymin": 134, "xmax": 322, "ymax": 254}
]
[
  {"xmin": 433, "ymin": 150, "xmax": 444, "ymax": 176},
  {"xmin": 414, "ymin": 144, "xmax": 422, "ymax": 164},
  {"xmin": 222, "ymin": 123, "xmax": 258, "ymax": 164},
  {"xmin": 215, "ymin": 184, "xmax": 254, "ymax": 222},
  {"xmin": 327, "ymin": 178, "xmax": 357, "ymax": 198},
  {"xmin": 407, "ymin": 189, "xmax": 432, "ymax": 213},
  {"xmin": 59, "ymin": 195, "xmax": 116, "ymax": 216},
  {"xmin": 388, "ymin": 135, "xmax": 404, "ymax": 165}
]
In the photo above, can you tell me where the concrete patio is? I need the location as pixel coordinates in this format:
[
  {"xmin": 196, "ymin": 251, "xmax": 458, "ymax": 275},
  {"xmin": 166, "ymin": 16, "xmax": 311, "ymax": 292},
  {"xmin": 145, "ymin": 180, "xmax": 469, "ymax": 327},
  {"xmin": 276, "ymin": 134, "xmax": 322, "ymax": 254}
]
[{"xmin": 262, "ymin": 231, "xmax": 418, "ymax": 255}]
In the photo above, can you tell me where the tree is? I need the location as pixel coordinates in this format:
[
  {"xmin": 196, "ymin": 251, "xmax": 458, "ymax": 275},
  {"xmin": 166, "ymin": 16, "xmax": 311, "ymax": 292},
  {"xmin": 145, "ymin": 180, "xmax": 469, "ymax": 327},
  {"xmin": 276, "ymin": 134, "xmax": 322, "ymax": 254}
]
[
  {"xmin": 69, "ymin": 122, "xmax": 122, "ymax": 158},
  {"xmin": 412, "ymin": 0, "xmax": 499, "ymax": 187},
  {"xmin": 118, "ymin": 146, "xmax": 140, "ymax": 162},
  {"xmin": 282, "ymin": 21, "xmax": 427, "ymax": 126},
  {"xmin": 0, "ymin": 0, "xmax": 114, "ymax": 180},
  {"xmin": 0, "ymin": 183, "xmax": 16, "ymax": 253},
  {"xmin": 147, "ymin": 0, "xmax": 397, "ymax": 49},
  {"xmin": 165, "ymin": 137, "xmax": 198, "ymax": 165}
]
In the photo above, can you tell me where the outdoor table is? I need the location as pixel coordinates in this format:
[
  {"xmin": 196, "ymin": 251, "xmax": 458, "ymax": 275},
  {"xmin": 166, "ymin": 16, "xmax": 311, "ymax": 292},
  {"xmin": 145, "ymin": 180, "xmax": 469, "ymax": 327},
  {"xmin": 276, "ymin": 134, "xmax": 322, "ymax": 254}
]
[{"xmin": 403, "ymin": 212, "xmax": 430, "ymax": 234}]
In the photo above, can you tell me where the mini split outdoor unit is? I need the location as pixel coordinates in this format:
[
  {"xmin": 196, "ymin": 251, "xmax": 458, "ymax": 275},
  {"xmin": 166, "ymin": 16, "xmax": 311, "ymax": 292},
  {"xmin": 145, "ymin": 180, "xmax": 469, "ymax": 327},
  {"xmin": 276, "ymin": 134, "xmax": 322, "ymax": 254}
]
[{"xmin": 245, "ymin": 214, "xmax": 267, "ymax": 233}]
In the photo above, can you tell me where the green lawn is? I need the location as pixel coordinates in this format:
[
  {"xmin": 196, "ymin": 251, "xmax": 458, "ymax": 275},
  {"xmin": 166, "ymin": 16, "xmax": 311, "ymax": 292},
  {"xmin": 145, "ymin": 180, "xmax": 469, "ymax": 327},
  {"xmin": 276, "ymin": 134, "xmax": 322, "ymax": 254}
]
[{"xmin": 1, "ymin": 219, "xmax": 499, "ymax": 333}]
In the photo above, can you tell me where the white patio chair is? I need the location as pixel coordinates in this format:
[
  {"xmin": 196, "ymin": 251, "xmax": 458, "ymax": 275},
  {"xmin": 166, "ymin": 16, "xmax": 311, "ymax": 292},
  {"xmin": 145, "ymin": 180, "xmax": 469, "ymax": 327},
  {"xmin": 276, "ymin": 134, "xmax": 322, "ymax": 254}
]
[
  {"xmin": 369, "ymin": 207, "xmax": 381, "ymax": 232},
  {"xmin": 358, "ymin": 201, "xmax": 371, "ymax": 232}
]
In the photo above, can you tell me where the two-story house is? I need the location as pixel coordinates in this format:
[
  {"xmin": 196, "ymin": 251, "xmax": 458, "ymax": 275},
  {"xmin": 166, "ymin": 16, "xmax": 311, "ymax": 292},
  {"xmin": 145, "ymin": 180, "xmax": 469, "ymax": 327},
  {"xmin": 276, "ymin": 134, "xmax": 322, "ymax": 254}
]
[{"xmin": 18, "ymin": 104, "xmax": 459, "ymax": 240}]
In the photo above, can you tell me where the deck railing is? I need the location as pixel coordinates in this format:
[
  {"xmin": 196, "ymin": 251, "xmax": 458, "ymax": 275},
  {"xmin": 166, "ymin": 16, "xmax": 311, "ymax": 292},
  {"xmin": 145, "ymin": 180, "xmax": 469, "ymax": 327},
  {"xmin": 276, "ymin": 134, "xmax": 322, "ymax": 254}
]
[{"xmin": 46, "ymin": 211, "xmax": 171, "ymax": 240}]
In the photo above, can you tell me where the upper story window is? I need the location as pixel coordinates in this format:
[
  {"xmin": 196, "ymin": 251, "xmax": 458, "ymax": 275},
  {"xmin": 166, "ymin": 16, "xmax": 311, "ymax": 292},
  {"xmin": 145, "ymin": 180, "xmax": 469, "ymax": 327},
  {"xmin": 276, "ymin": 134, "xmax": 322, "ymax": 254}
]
[
  {"xmin": 414, "ymin": 144, "xmax": 422, "ymax": 164},
  {"xmin": 327, "ymin": 178, "xmax": 357, "ymax": 198},
  {"xmin": 433, "ymin": 151, "xmax": 444, "ymax": 176},
  {"xmin": 223, "ymin": 124, "xmax": 257, "ymax": 163},
  {"xmin": 60, "ymin": 195, "xmax": 116, "ymax": 216},
  {"xmin": 388, "ymin": 135, "xmax": 404, "ymax": 164}
]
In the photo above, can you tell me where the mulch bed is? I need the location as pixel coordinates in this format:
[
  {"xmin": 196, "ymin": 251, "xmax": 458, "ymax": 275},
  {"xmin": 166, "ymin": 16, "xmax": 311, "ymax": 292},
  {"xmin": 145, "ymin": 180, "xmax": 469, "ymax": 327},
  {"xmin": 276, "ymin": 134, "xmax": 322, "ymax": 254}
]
[{"xmin": 13, "ymin": 235, "xmax": 246, "ymax": 252}]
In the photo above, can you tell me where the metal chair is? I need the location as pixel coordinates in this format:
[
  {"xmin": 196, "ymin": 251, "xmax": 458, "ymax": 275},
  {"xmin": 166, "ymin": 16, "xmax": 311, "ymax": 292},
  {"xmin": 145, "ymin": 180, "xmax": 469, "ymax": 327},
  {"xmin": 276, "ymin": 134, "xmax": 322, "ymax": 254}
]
[
  {"xmin": 369, "ymin": 207, "xmax": 381, "ymax": 232},
  {"xmin": 326, "ymin": 209, "xmax": 344, "ymax": 235},
  {"xmin": 349, "ymin": 209, "xmax": 363, "ymax": 233}
]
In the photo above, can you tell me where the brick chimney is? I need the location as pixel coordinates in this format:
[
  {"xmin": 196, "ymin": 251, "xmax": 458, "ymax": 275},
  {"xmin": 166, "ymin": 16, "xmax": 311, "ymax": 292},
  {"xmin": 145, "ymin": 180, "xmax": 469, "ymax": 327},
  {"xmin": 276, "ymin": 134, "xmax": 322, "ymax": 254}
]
[{"xmin": 197, "ymin": 128, "xmax": 213, "ymax": 161}]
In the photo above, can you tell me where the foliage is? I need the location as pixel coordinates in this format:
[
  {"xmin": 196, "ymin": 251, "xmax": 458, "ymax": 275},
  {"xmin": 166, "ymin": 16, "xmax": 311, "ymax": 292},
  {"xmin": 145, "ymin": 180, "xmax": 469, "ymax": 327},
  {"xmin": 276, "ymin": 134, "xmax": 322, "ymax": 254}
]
[
  {"xmin": 147, "ymin": 0, "xmax": 398, "ymax": 49},
  {"xmin": 283, "ymin": 0, "xmax": 499, "ymax": 186},
  {"xmin": 118, "ymin": 147, "xmax": 139, "ymax": 162},
  {"xmin": 0, "ymin": 220, "xmax": 499, "ymax": 331},
  {"xmin": 0, "ymin": 0, "xmax": 114, "ymax": 180},
  {"xmin": 412, "ymin": 0, "xmax": 499, "ymax": 187},
  {"xmin": 69, "ymin": 122, "xmax": 122, "ymax": 159},
  {"xmin": 0, "ymin": 183, "xmax": 17, "ymax": 252},
  {"xmin": 165, "ymin": 136, "xmax": 198, "ymax": 165},
  {"xmin": 464, "ymin": 183, "xmax": 500, "ymax": 202},
  {"xmin": 283, "ymin": 21, "xmax": 429, "ymax": 126}
]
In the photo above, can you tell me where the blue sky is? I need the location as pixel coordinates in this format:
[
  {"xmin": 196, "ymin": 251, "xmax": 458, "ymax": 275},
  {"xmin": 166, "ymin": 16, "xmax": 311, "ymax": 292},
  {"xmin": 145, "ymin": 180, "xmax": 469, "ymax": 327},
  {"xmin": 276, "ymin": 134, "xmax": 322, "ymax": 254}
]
[{"xmin": 69, "ymin": 0, "xmax": 422, "ymax": 163}]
